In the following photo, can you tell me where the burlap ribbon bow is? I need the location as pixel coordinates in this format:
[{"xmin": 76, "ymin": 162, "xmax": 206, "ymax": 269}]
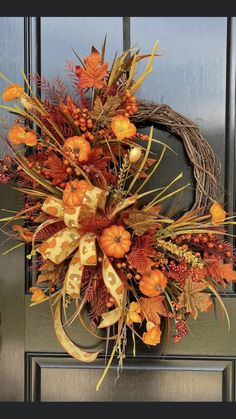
[{"xmin": 35, "ymin": 185, "xmax": 136, "ymax": 362}]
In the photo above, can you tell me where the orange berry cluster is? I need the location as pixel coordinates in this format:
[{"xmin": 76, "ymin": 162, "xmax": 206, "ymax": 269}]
[
  {"xmin": 73, "ymin": 108, "xmax": 92, "ymax": 130},
  {"xmin": 60, "ymin": 97, "xmax": 95, "ymax": 141},
  {"xmin": 115, "ymin": 259, "xmax": 141, "ymax": 282},
  {"xmin": 123, "ymin": 89, "xmax": 138, "ymax": 117},
  {"xmin": 173, "ymin": 232, "xmax": 232, "ymax": 257},
  {"xmin": 135, "ymin": 132, "xmax": 149, "ymax": 141}
]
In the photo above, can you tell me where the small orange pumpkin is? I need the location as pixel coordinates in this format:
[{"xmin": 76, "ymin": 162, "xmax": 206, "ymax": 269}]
[
  {"xmin": 62, "ymin": 179, "xmax": 92, "ymax": 207},
  {"xmin": 62, "ymin": 136, "xmax": 91, "ymax": 163},
  {"xmin": 100, "ymin": 225, "xmax": 131, "ymax": 258},
  {"xmin": 139, "ymin": 269, "xmax": 167, "ymax": 297}
]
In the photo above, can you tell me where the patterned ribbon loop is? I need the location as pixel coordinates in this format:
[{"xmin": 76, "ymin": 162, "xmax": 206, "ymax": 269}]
[
  {"xmin": 38, "ymin": 227, "xmax": 81, "ymax": 264},
  {"xmin": 38, "ymin": 186, "xmax": 128, "ymax": 329}
]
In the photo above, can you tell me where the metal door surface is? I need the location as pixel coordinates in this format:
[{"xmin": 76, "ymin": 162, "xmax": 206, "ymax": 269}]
[{"xmin": 0, "ymin": 17, "xmax": 235, "ymax": 401}]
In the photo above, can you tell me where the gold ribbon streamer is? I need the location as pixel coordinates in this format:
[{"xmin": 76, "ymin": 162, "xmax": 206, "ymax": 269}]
[
  {"xmin": 63, "ymin": 248, "xmax": 84, "ymax": 298},
  {"xmin": 79, "ymin": 233, "xmax": 97, "ymax": 265},
  {"xmin": 98, "ymin": 255, "xmax": 125, "ymax": 328},
  {"xmin": 54, "ymin": 297, "xmax": 100, "ymax": 363},
  {"xmin": 63, "ymin": 233, "xmax": 97, "ymax": 298},
  {"xmin": 98, "ymin": 307, "xmax": 123, "ymax": 329}
]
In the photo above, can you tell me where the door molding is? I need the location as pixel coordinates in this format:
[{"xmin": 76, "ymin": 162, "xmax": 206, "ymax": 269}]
[{"xmin": 25, "ymin": 352, "xmax": 235, "ymax": 402}]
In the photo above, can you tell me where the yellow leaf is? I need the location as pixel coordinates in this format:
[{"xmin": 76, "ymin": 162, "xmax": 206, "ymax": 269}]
[{"xmin": 130, "ymin": 41, "xmax": 159, "ymax": 93}]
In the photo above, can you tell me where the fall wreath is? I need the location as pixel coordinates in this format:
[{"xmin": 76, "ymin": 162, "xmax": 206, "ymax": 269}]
[{"xmin": 0, "ymin": 40, "xmax": 235, "ymax": 390}]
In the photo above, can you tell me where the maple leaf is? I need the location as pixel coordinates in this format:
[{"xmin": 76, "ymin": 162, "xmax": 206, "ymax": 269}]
[
  {"xmin": 124, "ymin": 207, "xmax": 160, "ymax": 236},
  {"xmin": 37, "ymin": 260, "xmax": 63, "ymax": 284},
  {"xmin": 219, "ymin": 264, "xmax": 236, "ymax": 281},
  {"xmin": 43, "ymin": 153, "xmax": 68, "ymax": 186},
  {"xmin": 139, "ymin": 296, "xmax": 167, "ymax": 325},
  {"xmin": 27, "ymin": 152, "xmax": 47, "ymax": 165},
  {"xmin": 12, "ymin": 224, "xmax": 33, "ymax": 242},
  {"xmin": 127, "ymin": 240, "xmax": 156, "ymax": 274},
  {"xmin": 204, "ymin": 254, "xmax": 236, "ymax": 287},
  {"xmin": 178, "ymin": 277, "xmax": 213, "ymax": 320},
  {"xmin": 76, "ymin": 48, "xmax": 108, "ymax": 89},
  {"xmin": 86, "ymin": 146, "xmax": 111, "ymax": 170},
  {"xmin": 89, "ymin": 95, "xmax": 122, "ymax": 126}
]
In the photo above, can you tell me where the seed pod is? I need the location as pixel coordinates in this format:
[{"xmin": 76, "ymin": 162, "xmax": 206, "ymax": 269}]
[
  {"xmin": 129, "ymin": 147, "xmax": 142, "ymax": 163},
  {"xmin": 20, "ymin": 96, "xmax": 33, "ymax": 111}
]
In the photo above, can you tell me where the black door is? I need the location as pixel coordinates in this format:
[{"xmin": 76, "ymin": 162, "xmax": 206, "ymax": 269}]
[{"xmin": 0, "ymin": 16, "xmax": 235, "ymax": 402}]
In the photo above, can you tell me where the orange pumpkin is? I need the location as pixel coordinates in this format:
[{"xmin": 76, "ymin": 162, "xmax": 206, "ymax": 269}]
[
  {"xmin": 139, "ymin": 269, "xmax": 167, "ymax": 297},
  {"xmin": 2, "ymin": 83, "xmax": 24, "ymax": 101},
  {"xmin": 62, "ymin": 179, "xmax": 92, "ymax": 207},
  {"xmin": 100, "ymin": 225, "xmax": 131, "ymax": 258},
  {"xmin": 62, "ymin": 136, "xmax": 91, "ymax": 163}
]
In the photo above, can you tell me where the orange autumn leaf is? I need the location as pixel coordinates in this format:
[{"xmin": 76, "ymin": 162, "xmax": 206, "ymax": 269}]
[
  {"xmin": 43, "ymin": 153, "xmax": 68, "ymax": 186},
  {"xmin": 12, "ymin": 224, "xmax": 34, "ymax": 242},
  {"xmin": 37, "ymin": 260, "xmax": 63, "ymax": 284},
  {"xmin": 127, "ymin": 246, "xmax": 156, "ymax": 274},
  {"xmin": 124, "ymin": 207, "xmax": 160, "ymax": 236},
  {"xmin": 139, "ymin": 295, "xmax": 167, "ymax": 325},
  {"xmin": 208, "ymin": 261, "xmax": 236, "ymax": 283},
  {"xmin": 2, "ymin": 83, "xmax": 24, "ymax": 101},
  {"xmin": 111, "ymin": 115, "xmax": 136, "ymax": 140},
  {"xmin": 76, "ymin": 48, "xmax": 108, "ymax": 89},
  {"xmin": 210, "ymin": 202, "xmax": 226, "ymax": 225},
  {"xmin": 219, "ymin": 264, "xmax": 236, "ymax": 281},
  {"xmin": 205, "ymin": 255, "xmax": 236, "ymax": 286},
  {"xmin": 23, "ymin": 131, "xmax": 38, "ymax": 146},
  {"xmin": 178, "ymin": 277, "xmax": 213, "ymax": 320},
  {"xmin": 29, "ymin": 287, "xmax": 46, "ymax": 304}
]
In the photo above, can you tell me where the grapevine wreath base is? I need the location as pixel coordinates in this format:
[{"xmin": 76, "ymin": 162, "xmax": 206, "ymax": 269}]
[
  {"xmin": 0, "ymin": 41, "xmax": 235, "ymax": 391},
  {"xmin": 132, "ymin": 101, "xmax": 222, "ymax": 211}
]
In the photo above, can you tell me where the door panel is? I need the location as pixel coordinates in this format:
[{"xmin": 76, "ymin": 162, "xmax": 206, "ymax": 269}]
[
  {"xmin": 0, "ymin": 16, "xmax": 236, "ymax": 402},
  {"xmin": 26, "ymin": 356, "xmax": 233, "ymax": 402},
  {"xmin": 0, "ymin": 17, "xmax": 25, "ymax": 402}
]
